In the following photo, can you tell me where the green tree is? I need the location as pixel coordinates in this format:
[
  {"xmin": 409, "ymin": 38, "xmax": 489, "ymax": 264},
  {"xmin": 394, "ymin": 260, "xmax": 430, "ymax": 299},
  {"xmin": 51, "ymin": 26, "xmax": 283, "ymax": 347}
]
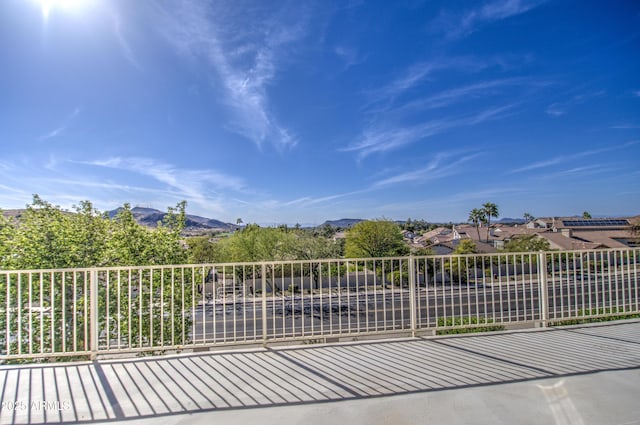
[
  {"xmin": 102, "ymin": 202, "xmax": 187, "ymax": 266},
  {"xmin": 523, "ymin": 212, "xmax": 534, "ymax": 224},
  {"xmin": 216, "ymin": 224, "xmax": 296, "ymax": 262},
  {"xmin": 454, "ymin": 239, "xmax": 478, "ymax": 255},
  {"xmin": 411, "ymin": 246, "xmax": 434, "ymax": 256},
  {"xmin": 445, "ymin": 240, "xmax": 479, "ymax": 284},
  {"xmin": 403, "ymin": 218, "xmax": 415, "ymax": 232},
  {"xmin": 468, "ymin": 208, "xmax": 486, "ymax": 242},
  {"xmin": 316, "ymin": 223, "xmax": 337, "ymax": 239},
  {"xmin": 582, "ymin": 211, "xmax": 592, "ymax": 219},
  {"xmin": 344, "ymin": 220, "xmax": 409, "ymax": 258},
  {"xmin": 0, "ymin": 196, "xmax": 192, "ymax": 359},
  {"xmin": 66, "ymin": 200, "xmax": 110, "ymax": 267},
  {"xmin": 3, "ymin": 195, "xmax": 80, "ymax": 269},
  {"xmin": 482, "ymin": 202, "xmax": 499, "ymax": 242},
  {"xmin": 503, "ymin": 235, "xmax": 551, "ymax": 252},
  {"xmin": 290, "ymin": 232, "xmax": 343, "ymax": 260},
  {"xmin": 0, "ymin": 210, "xmax": 16, "ymax": 266},
  {"xmin": 186, "ymin": 236, "xmax": 220, "ymax": 263}
]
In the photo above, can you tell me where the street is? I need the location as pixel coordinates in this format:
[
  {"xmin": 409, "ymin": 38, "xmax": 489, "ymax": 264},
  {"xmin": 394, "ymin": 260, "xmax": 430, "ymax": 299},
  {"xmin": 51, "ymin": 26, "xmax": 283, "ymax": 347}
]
[{"xmin": 189, "ymin": 275, "xmax": 638, "ymax": 343}]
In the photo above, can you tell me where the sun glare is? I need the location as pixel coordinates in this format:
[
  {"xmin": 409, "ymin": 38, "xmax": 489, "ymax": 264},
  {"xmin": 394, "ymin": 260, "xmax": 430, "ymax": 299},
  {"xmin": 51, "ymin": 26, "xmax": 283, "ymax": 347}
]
[{"xmin": 34, "ymin": 0, "xmax": 93, "ymax": 20}]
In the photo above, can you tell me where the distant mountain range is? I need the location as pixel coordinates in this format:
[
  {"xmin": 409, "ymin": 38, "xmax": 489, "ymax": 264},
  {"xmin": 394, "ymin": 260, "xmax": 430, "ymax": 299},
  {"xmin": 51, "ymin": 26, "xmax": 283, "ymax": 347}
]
[
  {"xmin": 108, "ymin": 207, "xmax": 237, "ymax": 233},
  {"xmin": 4, "ymin": 207, "xmax": 629, "ymax": 235},
  {"xmin": 319, "ymin": 218, "xmax": 363, "ymax": 228},
  {"xmin": 496, "ymin": 217, "xmax": 526, "ymax": 224}
]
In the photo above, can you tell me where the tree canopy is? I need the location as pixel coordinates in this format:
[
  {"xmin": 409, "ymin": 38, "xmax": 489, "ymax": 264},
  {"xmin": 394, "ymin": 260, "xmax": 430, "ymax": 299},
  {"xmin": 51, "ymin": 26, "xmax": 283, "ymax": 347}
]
[
  {"xmin": 344, "ymin": 220, "xmax": 409, "ymax": 258},
  {"xmin": 503, "ymin": 234, "xmax": 551, "ymax": 252},
  {"xmin": 0, "ymin": 195, "xmax": 187, "ymax": 270},
  {"xmin": 195, "ymin": 224, "xmax": 344, "ymax": 264}
]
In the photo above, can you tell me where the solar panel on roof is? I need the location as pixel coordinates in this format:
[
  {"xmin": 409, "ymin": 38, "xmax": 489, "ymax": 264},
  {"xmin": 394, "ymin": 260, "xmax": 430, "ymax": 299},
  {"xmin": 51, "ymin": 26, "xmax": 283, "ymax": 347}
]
[{"xmin": 562, "ymin": 219, "xmax": 629, "ymax": 227}]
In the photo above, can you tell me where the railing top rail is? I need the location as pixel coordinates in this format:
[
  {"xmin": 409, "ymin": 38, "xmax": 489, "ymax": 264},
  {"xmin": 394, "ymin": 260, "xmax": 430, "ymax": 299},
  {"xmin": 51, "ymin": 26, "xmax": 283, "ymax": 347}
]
[{"xmin": 1, "ymin": 247, "xmax": 637, "ymax": 274}]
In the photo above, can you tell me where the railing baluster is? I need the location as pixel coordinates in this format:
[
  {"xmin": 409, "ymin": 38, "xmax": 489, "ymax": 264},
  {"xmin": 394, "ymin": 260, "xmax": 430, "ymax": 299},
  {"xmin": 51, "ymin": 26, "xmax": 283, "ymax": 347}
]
[
  {"xmin": 538, "ymin": 252, "xmax": 548, "ymax": 327},
  {"xmin": 90, "ymin": 269, "xmax": 98, "ymax": 359},
  {"xmin": 261, "ymin": 263, "xmax": 267, "ymax": 345},
  {"xmin": 2, "ymin": 247, "xmax": 638, "ymax": 361}
]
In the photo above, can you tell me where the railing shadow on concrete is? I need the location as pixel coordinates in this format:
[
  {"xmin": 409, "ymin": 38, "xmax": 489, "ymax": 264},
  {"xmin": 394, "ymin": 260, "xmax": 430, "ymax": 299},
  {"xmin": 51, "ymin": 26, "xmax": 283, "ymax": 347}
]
[{"xmin": 1, "ymin": 320, "xmax": 639, "ymax": 425}]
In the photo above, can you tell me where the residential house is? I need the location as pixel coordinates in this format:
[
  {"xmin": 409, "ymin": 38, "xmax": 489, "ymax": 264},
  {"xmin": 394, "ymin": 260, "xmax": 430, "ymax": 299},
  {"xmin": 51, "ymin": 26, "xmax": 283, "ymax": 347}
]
[{"xmin": 457, "ymin": 216, "xmax": 639, "ymax": 252}]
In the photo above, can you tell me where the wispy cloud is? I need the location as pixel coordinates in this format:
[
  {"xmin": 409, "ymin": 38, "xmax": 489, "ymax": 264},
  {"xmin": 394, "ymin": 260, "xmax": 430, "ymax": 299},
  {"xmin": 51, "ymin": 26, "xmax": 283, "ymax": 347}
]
[
  {"xmin": 365, "ymin": 56, "xmax": 539, "ymax": 115},
  {"xmin": 611, "ymin": 124, "xmax": 640, "ymax": 129},
  {"xmin": 244, "ymin": 152, "xmax": 483, "ymax": 215},
  {"xmin": 344, "ymin": 104, "xmax": 516, "ymax": 158},
  {"xmin": 260, "ymin": 187, "xmax": 371, "ymax": 210},
  {"xmin": 45, "ymin": 178, "xmax": 179, "ymax": 197},
  {"xmin": 84, "ymin": 157, "xmax": 246, "ymax": 209},
  {"xmin": 334, "ymin": 45, "xmax": 365, "ymax": 70},
  {"xmin": 112, "ymin": 13, "xmax": 141, "ymax": 70},
  {"xmin": 155, "ymin": 1, "xmax": 308, "ymax": 151},
  {"xmin": 374, "ymin": 62, "xmax": 436, "ymax": 102},
  {"xmin": 509, "ymin": 141, "xmax": 638, "ymax": 173},
  {"xmin": 366, "ymin": 57, "xmax": 490, "ymax": 108},
  {"xmin": 546, "ymin": 91, "xmax": 606, "ymax": 117},
  {"xmin": 38, "ymin": 107, "xmax": 81, "ymax": 142},
  {"xmin": 373, "ymin": 152, "xmax": 482, "ymax": 187},
  {"xmin": 363, "ymin": 186, "xmax": 521, "ymax": 221},
  {"xmin": 434, "ymin": 0, "xmax": 548, "ymax": 40},
  {"xmin": 547, "ymin": 164, "xmax": 614, "ymax": 178},
  {"xmin": 399, "ymin": 78, "xmax": 527, "ymax": 113}
]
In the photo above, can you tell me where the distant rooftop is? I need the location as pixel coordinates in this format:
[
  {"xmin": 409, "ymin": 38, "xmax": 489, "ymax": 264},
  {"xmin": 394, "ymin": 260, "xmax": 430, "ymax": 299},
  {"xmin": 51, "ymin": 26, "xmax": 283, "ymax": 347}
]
[{"xmin": 562, "ymin": 218, "xmax": 629, "ymax": 227}]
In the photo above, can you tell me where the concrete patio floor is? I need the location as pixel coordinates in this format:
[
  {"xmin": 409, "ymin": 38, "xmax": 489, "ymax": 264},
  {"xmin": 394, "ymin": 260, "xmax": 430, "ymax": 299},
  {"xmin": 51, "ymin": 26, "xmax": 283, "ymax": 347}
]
[{"xmin": 2, "ymin": 320, "xmax": 640, "ymax": 425}]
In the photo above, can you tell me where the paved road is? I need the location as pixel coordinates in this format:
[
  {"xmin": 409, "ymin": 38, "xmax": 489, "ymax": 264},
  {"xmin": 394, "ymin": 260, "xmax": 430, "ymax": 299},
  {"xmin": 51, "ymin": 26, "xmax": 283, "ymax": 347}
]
[{"xmin": 189, "ymin": 276, "xmax": 638, "ymax": 343}]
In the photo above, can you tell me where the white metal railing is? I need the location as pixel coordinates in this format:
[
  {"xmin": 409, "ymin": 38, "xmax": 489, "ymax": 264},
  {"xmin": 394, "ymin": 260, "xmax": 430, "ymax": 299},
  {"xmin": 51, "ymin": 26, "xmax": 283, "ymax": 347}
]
[{"xmin": 1, "ymin": 248, "xmax": 639, "ymax": 361}]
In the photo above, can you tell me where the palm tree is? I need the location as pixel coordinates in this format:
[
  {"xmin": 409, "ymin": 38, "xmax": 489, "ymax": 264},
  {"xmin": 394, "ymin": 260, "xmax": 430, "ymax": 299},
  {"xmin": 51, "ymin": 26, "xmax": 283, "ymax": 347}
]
[
  {"xmin": 523, "ymin": 212, "xmax": 534, "ymax": 225},
  {"xmin": 468, "ymin": 208, "xmax": 486, "ymax": 242},
  {"xmin": 482, "ymin": 202, "xmax": 499, "ymax": 242}
]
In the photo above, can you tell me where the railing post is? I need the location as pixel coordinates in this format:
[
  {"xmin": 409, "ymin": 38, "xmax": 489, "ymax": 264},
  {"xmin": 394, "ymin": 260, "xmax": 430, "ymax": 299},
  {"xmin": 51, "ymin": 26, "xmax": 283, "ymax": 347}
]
[
  {"xmin": 261, "ymin": 263, "xmax": 268, "ymax": 346},
  {"xmin": 90, "ymin": 269, "xmax": 98, "ymax": 359},
  {"xmin": 408, "ymin": 256, "xmax": 417, "ymax": 337},
  {"xmin": 538, "ymin": 252, "xmax": 549, "ymax": 328}
]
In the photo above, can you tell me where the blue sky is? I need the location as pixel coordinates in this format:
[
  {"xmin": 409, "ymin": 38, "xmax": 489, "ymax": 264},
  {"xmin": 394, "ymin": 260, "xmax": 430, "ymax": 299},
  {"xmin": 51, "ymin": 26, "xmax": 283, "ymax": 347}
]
[{"xmin": 1, "ymin": 0, "xmax": 639, "ymax": 225}]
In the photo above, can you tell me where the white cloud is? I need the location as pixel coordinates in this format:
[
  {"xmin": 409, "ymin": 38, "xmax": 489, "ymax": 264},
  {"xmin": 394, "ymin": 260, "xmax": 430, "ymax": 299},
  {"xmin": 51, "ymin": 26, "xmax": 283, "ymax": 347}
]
[
  {"xmin": 112, "ymin": 12, "xmax": 141, "ymax": 70},
  {"xmin": 38, "ymin": 107, "xmax": 81, "ymax": 142},
  {"xmin": 364, "ymin": 56, "xmax": 537, "ymax": 115},
  {"xmin": 397, "ymin": 78, "xmax": 524, "ymax": 112},
  {"xmin": 345, "ymin": 104, "xmax": 517, "ymax": 158},
  {"xmin": 611, "ymin": 124, "xmax": 640, "ymax": 129},
  {"xmin": 436, "ymin": 0, "xmax": 548, "ymax": 40},
  {"xmin": 334, "ymin": 45, "xmax": 364, "ymax": 70},
  {"xmin": 365, "ymin": 59, "xmax": 476, "ymax": 107},
  {"xmin": 83, "ymin": 157, "xmax": 246, "ymax": 211},
  {"xmin": 155, "ymin": 0, "xmax": 308, "ymax": 151},
  {"xmin": 509, "ymin": 142, "xmax": 638, "ymax": 173},
  {"xmin": 372, "ymin": 152, "xmax": 481, "ymax": 187},
  {"xmin": 545, "ymin": 91, "xmax": 605, "ymax": 117}
]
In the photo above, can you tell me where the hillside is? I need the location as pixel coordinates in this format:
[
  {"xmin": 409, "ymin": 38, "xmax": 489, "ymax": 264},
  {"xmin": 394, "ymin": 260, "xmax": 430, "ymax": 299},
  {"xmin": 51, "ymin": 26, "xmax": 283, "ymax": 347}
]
[
  {"xmin": 319, "ymin": 218, "xmax": 363, "ymax": 228},
  {"xmin": 2, "ymin": 207, "xmax": 236, "ymax": 234},
  {"xmin": 108, "ymin": 207, "xmax": 237, "ymax": 233}
]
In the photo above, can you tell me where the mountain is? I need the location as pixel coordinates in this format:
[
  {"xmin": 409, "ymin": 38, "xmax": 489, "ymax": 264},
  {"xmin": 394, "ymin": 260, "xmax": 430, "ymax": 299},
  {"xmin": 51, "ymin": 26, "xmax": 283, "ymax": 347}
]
[
  {"xmin": 319, "ymin": 218, "xmax": 363, "ymax": 228},
  {"xmin": 496, "ymin": 217, "xmax": 526, "ymax": 224},
  {"xmin": 108, "ymin": 207, "xmax": 237, "ymax": 233}
]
